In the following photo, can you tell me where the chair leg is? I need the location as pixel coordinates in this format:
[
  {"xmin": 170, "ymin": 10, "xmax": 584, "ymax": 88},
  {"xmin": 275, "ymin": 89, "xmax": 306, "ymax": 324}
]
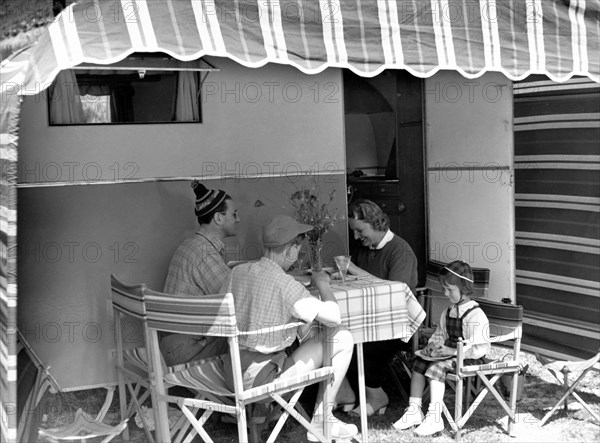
[
  {"xmin": 507, "ymin": 372, "xmax": 519, "ymax": 436},
  {"xmin": 237, "ymin": 402, "xmax": 249, "ymax": 443},
  {"xmin": 562, "ymin": 369, "xmax": 569, "ymax": 413},
  {"xmin": 454, "ymin": 377, "xmax": 464, "ymax": 442},
  {"xmin": 249, "ymin": 420, "xmax": 262, "ymax": 443},
  {"xmin": 117, "ymin": 376, "xmax": 128, "ymax": 440},
  {"xmin": 465, "ymin": 378, "xmax": 473, "ymax": 411}
]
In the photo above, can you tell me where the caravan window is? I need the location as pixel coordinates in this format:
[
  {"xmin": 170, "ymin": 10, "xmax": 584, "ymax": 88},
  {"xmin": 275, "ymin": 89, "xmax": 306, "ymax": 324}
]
[{"xmin": 47, "ymin": 69, "xmax": 202, "ymax": 125}]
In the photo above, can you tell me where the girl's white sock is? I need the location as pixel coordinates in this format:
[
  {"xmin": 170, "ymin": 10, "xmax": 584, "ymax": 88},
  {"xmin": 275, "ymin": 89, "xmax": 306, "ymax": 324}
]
[
  {"xmin": 426, "ymin": 401, "xmax": 443, "ymax": 418},
  {"xmin": 408, "ymin": 396, "xmax": 422, "ymax": 408}
]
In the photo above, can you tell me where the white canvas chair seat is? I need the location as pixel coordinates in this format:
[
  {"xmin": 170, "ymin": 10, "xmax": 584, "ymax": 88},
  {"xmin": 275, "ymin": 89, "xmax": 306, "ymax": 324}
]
[
  {"xmin": 38, "ymin": 387, "xmax": 127, "ymax": 443},
  {"xmin": 39, "ymin": 409, "xmax": 127, "ymax": 442},
  {"xmin": 537, "ymin": 350, "xmax": 600, "ymax": 426},
  {"xmin": 543, "ymin": 353, "xmax": 600, "ymax": 375},
  {"xmin": 142, "ymin": 289, "xmax": 335, "ymax": 443}
]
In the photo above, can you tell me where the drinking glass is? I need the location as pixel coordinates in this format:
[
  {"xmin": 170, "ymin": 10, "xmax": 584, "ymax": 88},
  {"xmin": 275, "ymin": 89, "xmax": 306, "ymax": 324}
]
[
  {"xmin": 334, "ymin": 255, "xmax": 351, "ymax": 284},
  {"xmin": 295, "ymin": 249, "xmax": 307, "ymax": 272}
]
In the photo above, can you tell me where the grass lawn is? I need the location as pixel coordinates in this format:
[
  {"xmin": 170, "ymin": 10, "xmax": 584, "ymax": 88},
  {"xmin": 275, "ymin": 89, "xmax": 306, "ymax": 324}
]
[{"xmin": 37, "ymin": 346, "xmax": 600, "ymax": 442}]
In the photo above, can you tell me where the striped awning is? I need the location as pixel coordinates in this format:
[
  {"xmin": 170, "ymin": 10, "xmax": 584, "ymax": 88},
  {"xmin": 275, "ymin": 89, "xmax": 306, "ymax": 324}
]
[
  {"xmin": 0, "ymin": 1, "xmax": 599, "ymax": 441},
  {"xmin": 1, "ymin": 0, "xmax": 599, "ymax": 93}
]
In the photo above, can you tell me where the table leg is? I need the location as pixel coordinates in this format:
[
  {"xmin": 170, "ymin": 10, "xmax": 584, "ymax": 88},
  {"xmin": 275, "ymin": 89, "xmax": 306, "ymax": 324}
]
[{"xmin": 357, "ymin": 343, "xmax": 369, "ymax": 443}]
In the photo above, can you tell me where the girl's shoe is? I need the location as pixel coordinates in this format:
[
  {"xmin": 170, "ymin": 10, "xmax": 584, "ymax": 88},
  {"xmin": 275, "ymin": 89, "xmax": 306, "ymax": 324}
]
[
  {"xmin": 307, "ymin": 416, "xmax": 358, "ymax": 442},
  {"xmin": 393, "ymin": 405, "xmax": 424, "ymax": 430},
  {"xmin": 413, "ymin": 412, "xmax": 444, "ymax": 436},
  {"xmin": 349, "ymin": 402, "xmax": 387, "ymax": 417}
]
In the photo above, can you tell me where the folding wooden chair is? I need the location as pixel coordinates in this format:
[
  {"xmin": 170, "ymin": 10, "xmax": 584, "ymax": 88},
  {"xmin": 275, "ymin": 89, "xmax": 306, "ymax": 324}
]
[
  {"xmin": 142, "ymin": 288, "xmax": 335, "ymax": 443},
  {"xmin": 111, "ymin": 275, "xmax": 217, "ymax": 443},
  {"xmin": 38, "ymin": 386, "xmax": 127, "ymax": 443},
  {"xmin": 18, "ymin": 323, "xmax": 127, "ymax": 443},
  {"xmin": 537, "ymin": 350, "xmax": 600, "ymax": 426},
  {"xmin": 111, "ymin": 275, "xmax": 156, "ymax": 442},
  {"xmin": 444, "ymin": 300, "xmax": 524, "ymax": 441},
  {"xmin": 390, "ymin": 261, "xmax": 491, "ymax": 404},
  {"xmin": 16, "ymin": 330, "xmax": 62, "ymax": 442}
]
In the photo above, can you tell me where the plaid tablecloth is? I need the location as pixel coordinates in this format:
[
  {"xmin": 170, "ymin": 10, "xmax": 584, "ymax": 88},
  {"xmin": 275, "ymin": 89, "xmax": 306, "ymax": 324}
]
[{"xmin": 312, "ymin": 276, "xmax": 425, "ymax": 345}]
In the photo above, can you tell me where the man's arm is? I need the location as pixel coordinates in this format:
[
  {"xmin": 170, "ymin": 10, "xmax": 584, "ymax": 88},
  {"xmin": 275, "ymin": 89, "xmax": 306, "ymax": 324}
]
[
  {"xmin": 194, "ymin": 247, "xmax": 231, "ymax": 294},
  {"xmin": 291, "ymin": 271, "xmax": 342, "ymax": 325}
]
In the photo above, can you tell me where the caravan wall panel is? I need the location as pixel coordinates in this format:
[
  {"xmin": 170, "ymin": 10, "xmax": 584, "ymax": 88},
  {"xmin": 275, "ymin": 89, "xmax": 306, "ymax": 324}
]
[{"xmin": 16, "ymin": 61, "xmax": 347, "ymax": 389}]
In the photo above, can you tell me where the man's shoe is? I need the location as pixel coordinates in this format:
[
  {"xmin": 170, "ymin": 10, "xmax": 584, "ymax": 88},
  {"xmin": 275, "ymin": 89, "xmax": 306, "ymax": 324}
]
[
  {"xmin": 392, "ymin": 405, "xmax": 424, "ymax": 430},
  {"xmin": 349, "ymin": 402, "xmax": 387, "ymax": 417},
  {"xmin": 413, "ymin": 412, "xmax": 444, "ymax": 436},
  {"xmin": 333, "ymin": 402, "xmax": 356, "ymax": 413},
  {"xmin": 307, "ymin": 416, "xmax": 359, "ymax": 442}
]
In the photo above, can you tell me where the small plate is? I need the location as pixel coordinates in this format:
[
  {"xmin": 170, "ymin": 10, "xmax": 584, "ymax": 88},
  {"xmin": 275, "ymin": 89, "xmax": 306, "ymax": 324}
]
[{"xmin": 415, "ymin": 349, "xmax": 453, "ymax": 362}]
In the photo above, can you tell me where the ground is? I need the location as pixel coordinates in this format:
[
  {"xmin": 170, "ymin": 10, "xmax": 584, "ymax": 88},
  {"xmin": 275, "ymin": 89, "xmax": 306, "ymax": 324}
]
[{"xmin": 35, "ymin": 346, "xmax": 600, "ymax": 442}]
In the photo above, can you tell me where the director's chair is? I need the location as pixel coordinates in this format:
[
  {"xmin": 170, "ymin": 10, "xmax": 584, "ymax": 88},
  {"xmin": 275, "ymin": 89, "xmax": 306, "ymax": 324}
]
[
  {"xmin": 111, "ymin": 274, "xmax": 228, "ymax": 443},
  {"xmin": 387, "ymin": 261, "xmax": 491, "ymax": 404},
  {"xmin": 444, "ymin": 300, "xmax": 524, "ymax": 441},
  {"xmin": 142, "ymin": 288, "xmax": 335, "ymax": 443}
]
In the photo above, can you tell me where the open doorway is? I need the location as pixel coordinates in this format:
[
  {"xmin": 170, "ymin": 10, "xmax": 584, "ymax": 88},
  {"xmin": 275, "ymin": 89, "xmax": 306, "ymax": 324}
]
[{"xmin": 343, "ymin": 70, "xmax": 427, "ymax": 285}]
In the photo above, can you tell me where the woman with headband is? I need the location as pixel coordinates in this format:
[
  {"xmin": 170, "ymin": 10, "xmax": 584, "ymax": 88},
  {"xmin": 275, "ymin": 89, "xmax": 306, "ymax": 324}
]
[{"xmin": 393, "ymin": 260, "xmax": 490, "ymax": 437}]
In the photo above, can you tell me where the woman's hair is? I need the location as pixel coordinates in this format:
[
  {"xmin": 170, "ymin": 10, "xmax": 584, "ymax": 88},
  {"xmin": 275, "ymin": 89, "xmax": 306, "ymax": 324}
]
[
  {"xmin": 348, "ymin": 199, "xmax": 389, "ymax": 232},
  {"xmin": 438, "ymin": 260, "xmax": 474, "ymax": 295},
  {"xmin": 197, "ymin": 195, "xmax": 232, "ymax": 225}
]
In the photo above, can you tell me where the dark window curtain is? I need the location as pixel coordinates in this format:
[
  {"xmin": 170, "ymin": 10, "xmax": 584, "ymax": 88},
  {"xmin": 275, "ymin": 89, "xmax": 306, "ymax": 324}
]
[
  {"xmin": 49, "ymin": 70, "xmax": 85, "ymax": 124},
  {"xmin": 110, "ymin": 86, "xmax": 134, "ymax": 122},
  {"xmin": 173, "ymin": 71, "xmax": 199, "ymax": 121}
]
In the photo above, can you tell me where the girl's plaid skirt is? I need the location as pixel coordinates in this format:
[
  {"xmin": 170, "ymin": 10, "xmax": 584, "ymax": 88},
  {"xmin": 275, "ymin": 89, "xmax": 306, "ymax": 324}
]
[{"xmin": 412, "ymin": 356, "xmax": 486, "ymax": 381}]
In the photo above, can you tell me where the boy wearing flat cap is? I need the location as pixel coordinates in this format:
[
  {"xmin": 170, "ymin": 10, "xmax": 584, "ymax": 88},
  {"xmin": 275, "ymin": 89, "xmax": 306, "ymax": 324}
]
[
  {"xmin": 221, "ymin": 215, "xmax": 358, "ymax": 442},
  {"xmin": 161, "ymin": 180, "xmax": 240, "ymax": 366}
]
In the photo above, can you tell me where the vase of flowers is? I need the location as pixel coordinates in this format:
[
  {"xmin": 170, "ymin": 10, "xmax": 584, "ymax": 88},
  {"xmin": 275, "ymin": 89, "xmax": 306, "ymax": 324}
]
[
  {"xmin": 307, "ymin": 237, "xmax": 324, "ymax": 272},
  {"xmin": 290, "ymin": 186, "xmax": 344, "ymax": 272}
]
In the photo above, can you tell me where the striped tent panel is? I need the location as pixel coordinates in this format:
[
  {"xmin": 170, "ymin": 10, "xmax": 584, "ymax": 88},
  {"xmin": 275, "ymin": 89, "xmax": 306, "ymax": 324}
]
[
  {"xmin": 514, "ymin": 76, "xmax": 600, "ymax": 358},
  {"xmin": 144, "ymin": 291, "xmax": 238, "ymax": 337},
  {"xmin": 0, "ymin": 67, "xmax": 20, "ymax": 443},
  {"xmin": 1, "ymin": 0, "xmax": 598, "ymax": 95}
]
